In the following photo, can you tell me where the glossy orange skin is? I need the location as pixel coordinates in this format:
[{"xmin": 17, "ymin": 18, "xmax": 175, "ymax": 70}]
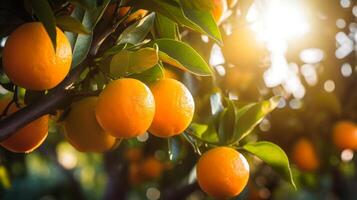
[
  {"xmin": 64, "ymin": 97, "xmax": 117, "ymax": 153},
  {"xmin": 95, "ymin": 78, "xmax": 155, "ymax": 138},
  {"xmin": 0, "ymin": 96, "xmax": 48, "ymax": 153},
  {"xmin": 291, "ymin": 138, "xmax": 320, "ymax": 171},
  {"xmin": 139, "ymin": 157, "xmax": 163, "ymax": 180},
  {"xmin": 2, "ymin": 22, "xmax": 72, "ymax": 90},
  {"xmin": 333, "ymin": 121, "xmax": 357, "ymax": 150},
  {"xmin": 197, "ymin": 147, "xmax": 250, "ymax": 199},
  {"xmin": 212, "ymin": 0, "xmax": 228, "ymax": 24},
  {"xmin": 149, "ymin": 78, "xmax": 194, "ymax": 138}
]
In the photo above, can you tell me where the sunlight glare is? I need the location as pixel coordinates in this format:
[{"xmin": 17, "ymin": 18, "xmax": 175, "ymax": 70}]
[
  {"xmin": 248, "ymin": 0, "xmax": 310, "ymax": 42},
  {"xmin": 247, "ymin": 0, "xmax": 310, "ymax": 99}
]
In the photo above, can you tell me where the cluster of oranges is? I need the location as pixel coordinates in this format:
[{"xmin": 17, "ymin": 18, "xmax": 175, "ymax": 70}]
[
  {"xmin": 65, "ymin": 77, "xmax": 195, "ymax": 152},
  {"xmin": 0, "ymin": 21, "xmax": 249, "ymax": 200},
  {"xmin": 0, "ymin": 20, "xmax": 195, "ymax": 154},
  {"xmin": 291, "ymin": 120, "xmax": 357, "ymax": 172}
]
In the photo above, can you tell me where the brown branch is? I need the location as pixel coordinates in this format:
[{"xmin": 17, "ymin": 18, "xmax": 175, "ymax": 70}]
[{"xmin": 0, "ymin": 18, "xmax": 121, "ymax": 142}]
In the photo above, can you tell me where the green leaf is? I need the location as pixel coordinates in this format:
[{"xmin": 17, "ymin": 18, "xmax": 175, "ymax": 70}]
[
  {"xmin": 178, "ymin": 0, "xmax": 221, "ymax": 44},
  {"xmin": 130, "ymin": 0, "xmax": 222, "ymax": 43},
  {"xmin": 66, "ymin": 7, "xmax": 93, "ymax": 68},
  {"xmin": 154, "ymin": 13, "xmax": 179, "ymax": 39},
  {"xmin": 110, "ymin": 47, "xmax": 159, "ymax": 77},
  {"xmin": 149, "ymin": 39, "xmax": 212, "ymax": 76},
  {"xmin": 218, "ymin": 99, "xmax": 236, "ymax": 144},
  {"xmin": 56, "ymin": 15, "xmax": 91, "ymax": 35},
  {"xmin": 131, "ymin": 47, "xmax": 159, "ymax": 72},
  {"xmin": 68, "ymin": 0, "xmax": 96, "ymax": 9},
  {"xmin": 110, "ymin": 50, "xmax": 130, "ymax": 77},
  {"xmin": 30, "ymin": 0, "xmax": 57, "ymax": 50},
  {"xmin": 67, "ymin": 0, "xmax": 110, "ymax": 67},
  {"xmin": 179, "ymin": 0, "xmax": 214, "ymax": 11},
  {"xmin": 117, "ymin": 13, "xmax": 155, "ymax": 45},
  {"xmin": 242, "ymin": 141, "xmax": 296, "ymax": 189},
  {"xmin": 100, "ymin": 43, "xmax": 129, "ymax": 58},
  {"xmin": 233, "ymin": 96, "xmax": 280, "ymax": 142},
  {"xmin": 128, "ymin": 64, "xmax": 164, "ymax": 84},
  {"xmin": 189, "ymin": 123, "xmax": 219, "ymax": 144}
]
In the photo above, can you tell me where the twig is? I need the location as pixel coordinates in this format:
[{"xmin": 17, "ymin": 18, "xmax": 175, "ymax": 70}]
[
  {"xmin": 0, "ymin": 100, "xmax": 14, "ymax": 120},
  {"xmin": 90, "ymin": 7, "xmax": 132, "ymax": 56},
  {"xmin": 72, "ymin": 90, "xmax": 101, "ymax": 98}
]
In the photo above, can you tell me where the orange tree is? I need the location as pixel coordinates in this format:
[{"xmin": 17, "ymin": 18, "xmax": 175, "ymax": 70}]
[{"xmin": 0, "ymin": 0, "xmax": 295, "ymax": 199}]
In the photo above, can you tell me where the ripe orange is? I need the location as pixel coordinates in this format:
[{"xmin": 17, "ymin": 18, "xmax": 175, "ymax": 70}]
[
  {"xmin": 291, "ymin": 138, "xmax": 320, "ymax": 171},
  {"xmin": 0, "ymin": 95, "xmax": 48, "ymax": 153},
  {"xmin": 63, "ymin": 97, "xmax": 117, "ymax": 153},
  {"xmin": 211, "ymin": 0, "xmax": 228, "ymax": 24},
  {"xmin": 163, "ymin": 68, "xmax": 179, "ymax": 80},
  {"xmin": 197, "ymin": 147, "xmax": 250, "ymax": 199},
  {"xmin": 332, "ymin": 121, "xmax": 357, "ymax": 150},
  {"xmin": 149, "ymin": 78, "xmax": 194, "ymax": 138},
  {"xmin": 139, "ymin": 157, "xmax": 164, "ymax": 180},
  {"xmin": 2, "ymin": 22, "xmax": 72, "ymax": 91},
  {"xmin": 95, "ymin": 78, "xmax": 155, "ymax": 138}
]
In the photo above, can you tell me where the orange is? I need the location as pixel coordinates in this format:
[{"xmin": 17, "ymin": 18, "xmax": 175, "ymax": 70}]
[
  {"xmin": 139, "ymin": 157, "xmax": 164, "ymax": 180},
  {"xmin": 95, "ymin": 78, "xmax": 155, "ymax": 138},
  {"xmin": 119, "ymin": 7, "xmax": 148, "ymax": 23},
  {"xmin": 2, "ymin": 22, "xmax": 72, "ymax": 91},
  {"xmin": 211, "ymin": 0, "xmax": 228, "ymax": 24},
  {"xmin": 332, "ymin": 121, "xmax": 357, "ymax": 150},
  {"xmin": 163, "ymin": 68, "xmax": 179, "ymax": 80},
  {"xmin": 0, "ymin": 95, "xmax": 48, "ymax": 153},
  {"xmin": 291, "ymin": 138, "xmax": 320, "ymax": 171},
  {"xmin": 129, "ymin": 162, "xmax": 142, "ymax": 185},
  {"xmin": 124, "ymin": 148, "xmax": 143, "ymax": 162},
  {"xmin": 103, "ymin": 3, "xmax": 147, "ymax": 23},
  {"xmin": 149, "ymin": 78, "xmax": 194, "ymax": 137},
  {"xmin": 197, "ymin": 147, "xmax": 250, "ymax": 199},
  {"xmin": 63, "ymin": 97, "xmax": 117, "ymax": 153}
]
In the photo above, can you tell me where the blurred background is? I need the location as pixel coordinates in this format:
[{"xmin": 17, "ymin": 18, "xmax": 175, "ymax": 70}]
[{"xmin": 1, "ymin": 0, "xmax": 357, "ymax": 199}]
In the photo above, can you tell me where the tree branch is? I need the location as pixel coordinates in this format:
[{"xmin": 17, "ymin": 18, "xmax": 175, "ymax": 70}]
[{"xmin": 0, "ymin": 18, "xmax": 121, "ymax": 142}]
